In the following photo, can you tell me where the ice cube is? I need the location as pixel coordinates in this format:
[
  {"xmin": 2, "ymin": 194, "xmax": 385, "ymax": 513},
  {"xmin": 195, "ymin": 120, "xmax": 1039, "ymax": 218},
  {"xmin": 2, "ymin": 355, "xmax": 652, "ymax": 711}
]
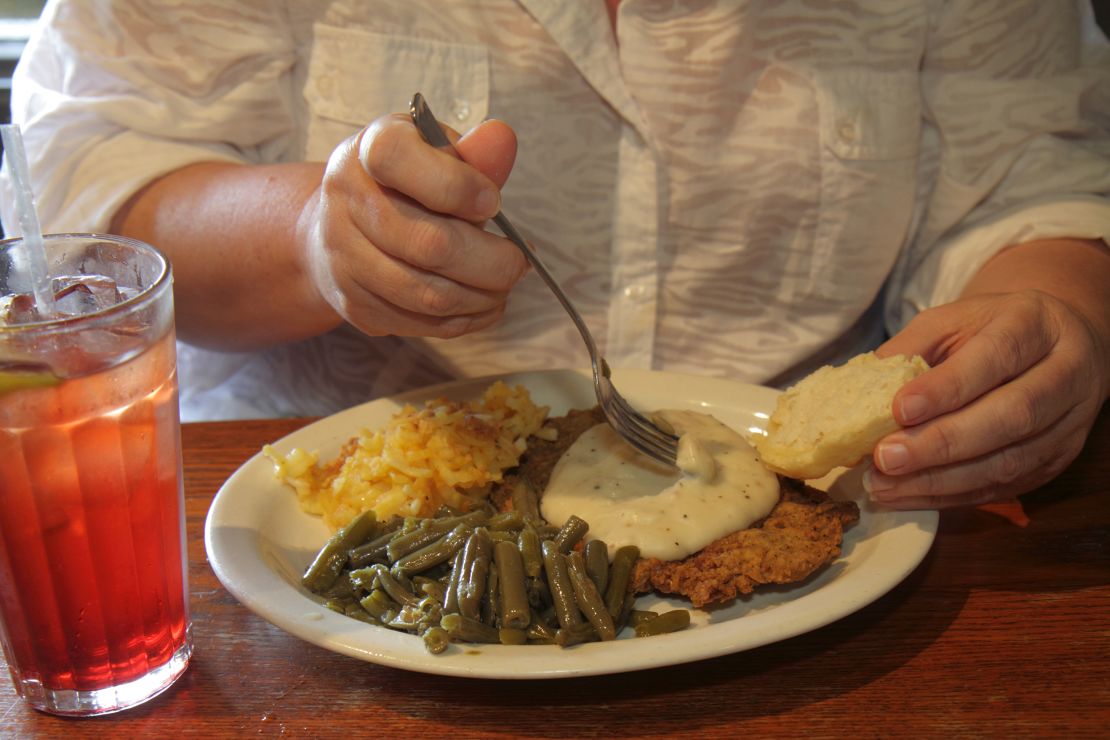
[
  {"xmin": 52, "ymin": 274, "xmax": 124, "ymax": 316},
  {"xmin": 0, "ymin": 292, "xmax": 38, "ymax": 324}
]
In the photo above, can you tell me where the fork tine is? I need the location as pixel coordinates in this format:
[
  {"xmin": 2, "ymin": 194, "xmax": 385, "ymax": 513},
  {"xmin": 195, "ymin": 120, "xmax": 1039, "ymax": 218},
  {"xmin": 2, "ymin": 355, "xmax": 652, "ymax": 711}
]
[
  {"xmin": 609, "ymin": 390, "xmax": 677, "ymax": 445},
  {"xmin": 600, "ymin": 383, "xmax": 679, "ymax": 465},
  {"xmin": 605, "ymin": 406, "xmax": 678, "ymax": 464}
]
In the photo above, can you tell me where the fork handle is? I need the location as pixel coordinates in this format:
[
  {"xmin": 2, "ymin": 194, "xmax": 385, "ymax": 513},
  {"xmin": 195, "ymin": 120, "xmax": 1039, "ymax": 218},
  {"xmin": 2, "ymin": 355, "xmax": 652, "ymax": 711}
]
[{"xmin": 409, "ymin": 93, "xmax": 600, "ymax": 360}]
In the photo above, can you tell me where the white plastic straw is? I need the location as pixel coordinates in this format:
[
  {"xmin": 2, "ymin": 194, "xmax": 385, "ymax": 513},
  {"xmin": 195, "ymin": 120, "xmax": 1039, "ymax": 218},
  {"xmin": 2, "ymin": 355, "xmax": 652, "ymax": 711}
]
[{"xmin": 1, "ymin": 123, "xmax": 55, "ymax": 318}]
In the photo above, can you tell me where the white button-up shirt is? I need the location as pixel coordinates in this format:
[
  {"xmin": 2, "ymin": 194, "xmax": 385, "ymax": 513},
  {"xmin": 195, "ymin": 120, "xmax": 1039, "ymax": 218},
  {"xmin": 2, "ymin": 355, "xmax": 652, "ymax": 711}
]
[{"xmin": 4, "ymin": 0, "xmax": 1109, "ymax": 420}]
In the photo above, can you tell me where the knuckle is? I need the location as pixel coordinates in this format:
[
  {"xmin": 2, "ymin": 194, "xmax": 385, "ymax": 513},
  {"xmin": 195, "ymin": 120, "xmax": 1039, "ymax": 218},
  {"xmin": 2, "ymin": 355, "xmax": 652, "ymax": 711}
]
[
  {"xmin": 902, "ymin": 466, "xmax": 946, "ymax": 500},
  {"xmin": 990, "ymin": 445, "xmax": 1026, "ymax": 486},
  {"xmin": 417, "ymin": 282, "xmax": 461, "ymax": 317},
  {"xmin": 1005, "ymin": 384, "xmax": 1043, "ymax": 440},
  {"xmin": 433, "ymin": 319, "xmax": 474, "ymax": 339},
  {"xmin": 925, "ymin": 422, "xmax": 959, "ymax": 466},
  {"xmin": 986, "ymin": 327, "xmax": 1027, "ymax": 380},
  {"xmin": 360, "ymin": 119, "xmax": 405, "ymax": 179},
  {"xmin": 406, "ymin": 219, "xmax": 453, "ymax": 270},
  {"xmin": 435, "ymin": 307, "xmax": 503, "ymax": 339},
  {"xmin": 1044, "ymin": 436, "xmax": 1083, "ymax": 479}
]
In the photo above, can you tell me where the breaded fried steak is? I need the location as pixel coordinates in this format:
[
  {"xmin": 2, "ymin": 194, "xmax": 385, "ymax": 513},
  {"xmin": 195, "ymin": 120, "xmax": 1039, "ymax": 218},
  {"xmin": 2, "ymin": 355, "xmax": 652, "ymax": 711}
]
[
  {"xmin": 498, "ymin": 407, "xmax": 860, "ymax": 609},
  {"xmin": 630, "ymin": 479, "xmax": 859, "ymax": 607}
]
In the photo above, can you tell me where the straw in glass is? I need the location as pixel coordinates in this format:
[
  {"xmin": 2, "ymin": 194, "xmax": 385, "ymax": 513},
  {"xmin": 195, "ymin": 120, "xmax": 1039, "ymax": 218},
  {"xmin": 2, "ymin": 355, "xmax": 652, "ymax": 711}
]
[{"xmin": 1, "ymin": 123, "xmax": 55, "ymax": 319}]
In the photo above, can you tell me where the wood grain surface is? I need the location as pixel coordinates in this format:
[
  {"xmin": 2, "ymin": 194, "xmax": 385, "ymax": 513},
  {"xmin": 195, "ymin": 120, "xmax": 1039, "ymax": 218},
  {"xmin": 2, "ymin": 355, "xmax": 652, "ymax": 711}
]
[{"xmin": 2, "ymin": 408, "xmax": 1108, "ymax": 739}]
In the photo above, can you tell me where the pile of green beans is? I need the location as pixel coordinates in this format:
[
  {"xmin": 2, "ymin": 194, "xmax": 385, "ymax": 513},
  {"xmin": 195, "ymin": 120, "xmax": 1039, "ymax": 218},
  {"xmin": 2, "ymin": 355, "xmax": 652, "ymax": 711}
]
[{"xmin": 302, "ymin": 505, "xmax": 691, "ymax": 653}]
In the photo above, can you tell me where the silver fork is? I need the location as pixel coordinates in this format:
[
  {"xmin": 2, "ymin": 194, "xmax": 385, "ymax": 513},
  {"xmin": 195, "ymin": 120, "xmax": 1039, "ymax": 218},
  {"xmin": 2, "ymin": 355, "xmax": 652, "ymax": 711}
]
[{"xmin": 409, "ymin": 93, "xmax": 679, "ymax": 467}]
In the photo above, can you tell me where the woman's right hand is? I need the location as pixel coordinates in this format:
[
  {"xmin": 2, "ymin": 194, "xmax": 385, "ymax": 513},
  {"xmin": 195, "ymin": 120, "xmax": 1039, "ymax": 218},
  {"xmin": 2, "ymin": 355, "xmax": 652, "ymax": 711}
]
[{"xmin": 297, "ymin": 113, "xmax": 527, "ymax": 339}]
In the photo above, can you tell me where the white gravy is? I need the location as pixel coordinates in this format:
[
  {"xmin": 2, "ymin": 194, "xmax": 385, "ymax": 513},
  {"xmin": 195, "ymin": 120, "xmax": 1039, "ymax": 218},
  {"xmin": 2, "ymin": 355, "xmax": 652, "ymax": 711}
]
[{"xmin": 540, "ymin": 410, "xmax": 780, "ymax": 561}]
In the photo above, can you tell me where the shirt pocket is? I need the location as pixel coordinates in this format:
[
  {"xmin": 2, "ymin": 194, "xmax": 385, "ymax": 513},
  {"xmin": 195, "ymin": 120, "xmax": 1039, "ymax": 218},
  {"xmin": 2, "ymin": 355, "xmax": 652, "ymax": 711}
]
[
  {"xmin": 299, "ymin": 23, "xmax": 489, "ymax": 161},
  {"xmin": 810, "ymin": 69, "xmax": 922, "ymax": 300}
]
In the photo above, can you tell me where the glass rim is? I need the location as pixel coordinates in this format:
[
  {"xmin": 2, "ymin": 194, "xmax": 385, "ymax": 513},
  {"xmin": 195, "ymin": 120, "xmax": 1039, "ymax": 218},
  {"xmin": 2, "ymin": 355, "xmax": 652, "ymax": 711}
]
[{"xmin": 0, "ymin": 232, "xmax": 172, "ymax": 334}]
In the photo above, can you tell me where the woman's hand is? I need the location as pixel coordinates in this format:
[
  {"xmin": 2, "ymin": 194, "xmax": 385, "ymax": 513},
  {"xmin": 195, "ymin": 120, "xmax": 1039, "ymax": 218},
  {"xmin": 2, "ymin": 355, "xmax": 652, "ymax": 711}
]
[
  {"xmin": 297, "ymin": 113, "xmax": 528, "ymax": 339},
  {"xmin": 868, "ymin": 284, "xmax": 1108, "ymax": 509}
]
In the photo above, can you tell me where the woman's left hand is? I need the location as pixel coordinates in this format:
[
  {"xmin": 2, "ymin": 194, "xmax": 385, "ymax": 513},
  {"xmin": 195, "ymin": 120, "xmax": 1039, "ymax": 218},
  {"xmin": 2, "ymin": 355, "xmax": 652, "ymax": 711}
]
[{"xmin": 867, "ymin": 287, "xmax": 1108, "ymax": 509}]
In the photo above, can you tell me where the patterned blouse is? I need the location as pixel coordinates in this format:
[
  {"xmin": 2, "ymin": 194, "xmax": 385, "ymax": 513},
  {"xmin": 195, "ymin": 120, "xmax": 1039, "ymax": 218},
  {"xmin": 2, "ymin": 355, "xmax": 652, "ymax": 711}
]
[{"xmin": 4, "ymin": 0, "xmax": 1109, "ymax": 420}]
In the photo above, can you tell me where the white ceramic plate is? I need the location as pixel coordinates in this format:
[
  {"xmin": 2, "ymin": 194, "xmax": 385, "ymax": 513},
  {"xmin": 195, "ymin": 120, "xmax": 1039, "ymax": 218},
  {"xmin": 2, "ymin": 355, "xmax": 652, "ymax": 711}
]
[{"xmin": 204, "ymin": 368, "xmax": 937, "ymax": 679}]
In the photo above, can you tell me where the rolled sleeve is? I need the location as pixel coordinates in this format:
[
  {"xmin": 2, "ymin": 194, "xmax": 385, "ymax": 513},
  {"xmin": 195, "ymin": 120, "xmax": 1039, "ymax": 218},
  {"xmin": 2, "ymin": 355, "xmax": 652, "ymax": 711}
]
[
  {"xmin": 885, "ymin": 0, "xmax": 1110, "ymax": 331},
  {"xmin": 897, "ymin": 196, "xmax": 1110, "ymax": 319},
  {"xmin": 1, "ymin": 0, "xmax": 297, "ymax": 235}
]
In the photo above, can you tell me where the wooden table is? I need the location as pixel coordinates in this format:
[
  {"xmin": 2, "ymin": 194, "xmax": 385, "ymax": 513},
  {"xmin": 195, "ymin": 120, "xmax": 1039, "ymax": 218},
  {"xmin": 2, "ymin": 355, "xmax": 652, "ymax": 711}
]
[{"xmin": 3, "ymin": 408, "xmax": 1109, "ymax": 738}]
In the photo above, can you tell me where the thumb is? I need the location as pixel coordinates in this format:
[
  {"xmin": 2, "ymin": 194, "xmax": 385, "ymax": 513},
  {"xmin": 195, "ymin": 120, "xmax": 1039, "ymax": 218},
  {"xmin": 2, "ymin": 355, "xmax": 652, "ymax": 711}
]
[{"xmin": 455, "ymin": 119, "xmax": 517, "ymax": 189}]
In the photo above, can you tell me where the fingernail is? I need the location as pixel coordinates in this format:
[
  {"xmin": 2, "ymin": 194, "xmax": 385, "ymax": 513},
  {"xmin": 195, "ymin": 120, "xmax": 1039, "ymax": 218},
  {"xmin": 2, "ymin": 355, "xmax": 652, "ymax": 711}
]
[
  {"xmin": 899, "ymin": 394, "xmax": 928, "ymax": 425},
  {"xmin": 862, "ymin": 467, "xmax": 894, "ymax": 497},
  {"xmin": 877, "ymin": 442, "xmax": 909, "ymax": 474},
  {"xmin": 476, "ymin": 187, "xmax": 500, "ymax": 216}
]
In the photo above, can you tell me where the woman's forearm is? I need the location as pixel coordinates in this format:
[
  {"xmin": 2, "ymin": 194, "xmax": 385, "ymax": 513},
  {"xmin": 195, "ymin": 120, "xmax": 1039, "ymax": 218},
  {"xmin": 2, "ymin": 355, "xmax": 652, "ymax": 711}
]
[{"xmin": 110, "ymin": 161, "xmax": 341, "ymax": 350}]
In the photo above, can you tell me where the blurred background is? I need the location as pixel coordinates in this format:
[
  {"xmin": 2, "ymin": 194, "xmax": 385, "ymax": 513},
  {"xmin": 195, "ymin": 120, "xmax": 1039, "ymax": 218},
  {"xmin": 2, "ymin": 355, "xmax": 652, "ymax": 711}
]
[{"xmin": 1, "ymin": 1, "xmax": 42, "ymax": 128}]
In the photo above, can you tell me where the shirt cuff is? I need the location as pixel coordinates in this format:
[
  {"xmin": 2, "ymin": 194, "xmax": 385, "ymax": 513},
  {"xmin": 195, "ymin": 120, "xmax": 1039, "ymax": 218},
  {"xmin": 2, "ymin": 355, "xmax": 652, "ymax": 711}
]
[{"xmin": 888, "ymin": 195, "xmax": 1110, "ymax": 331}]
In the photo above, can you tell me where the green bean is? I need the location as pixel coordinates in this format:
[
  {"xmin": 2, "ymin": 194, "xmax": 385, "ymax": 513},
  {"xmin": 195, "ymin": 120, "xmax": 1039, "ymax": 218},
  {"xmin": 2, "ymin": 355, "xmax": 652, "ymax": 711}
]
[
  {"xmin": 604, "ymin": 545, "xmax": 640, "ymax": 619},
  {"xmin": 526, "ymin": 612, "xmax": 557, "ymax": 643},
  {"xmin": 456, "ymin": 527, "xmax": 493, "ymax": 621},
  {"xmin": 488, "ymin": 529, "xmax": 518, "ymax": 544},
  {"xmin": 323, "ymin": 597, "xmax": 351, "ymax": 614},
  {"xmin": 302, "ymin": 509, "xmax": 378, "ymax": 592},
  {"xmin": 482, "ymin": 558, "xmax": 500, "ymax": 626},
  {"xmin": 390, "ymin": 597, "xmax": 443, "ymax": 633},
  {"xmin": 367, "ymin": 564, "xmax": 420, "ymax": 606},
  {"xmin": 423, "ymin": 626, "xmax": 451, "ymax": 654},
  {"xmin": 628, "ymin": 609, "xmax": 659, "ymax": 627},
  {"xmin": 441, "ymin": 613, "xmax": 500, "ymax": 644},
  {"xmin": 618, "ymin": 590, "xmax": 636, "ymax": 628},
  {"xmin": 359, "ymin": 589, "xmax": 397, "ymax": 619},
  {"xmin": 584, "ymin": 540, "xmax": 609, "ymax": 594},
  {"xmin": 567, "ymin": 551, "xmax": 616, "ymax": 640},
  {"xmin": 343, "ymin": 601, "xmax": 379, "ymax": 625},
  {"xmin": 517, "ymin": 524, "xmax": 543, "ymax": 578},
  {"xmin": 386, "ymin": 510, "xmax": 486, "ymax": 561},
  {"xmin": 541, "ymin": 540, "xmax": 582, "ymax": 628},
  {"xmin": 634, "ymin": 609, "xmax": 691, "ymax": 637},
  {"xmin": 322, "ymin": 571, "xmax": 354, "ymax": 599},
  {"xmin": 348, "ymin": 531, "xmax": 396, "ymax": 568},
  {"xmin": 553, "ymin": 515, "xmax": 589, "ymax": 554},
  {"xmin": 414, "ymin": 576, "xmax": 447, "ymax": 604},
  {"xmin": 509, "ymin": 477, "xmax": 541, "ymax": 522},
  {"xmin": 443, "ymin": 548, "xmax": 464, "ymax": 613},
  {"xmin": 392, "ymin": 523, "xmax": 471, "ymax": 578},
  {"xmin": 535, "ymin": 523, "xmax": 560, "ymax": 539},
  {"xmin": 555, "ymin": 622, "xmax": 599, "ymax": 647},
  {"xmin": 526, "ymin": 574, "xmax": 550, "ymax": 610},
  {"xmin": 487, "ymin": 510, "xmax": 524, "ymax": 531},
  {"xmin": 498, "ymin": 627, "xmax": 528, "ymax": 645},
  {"xmin": 494, "ymin": 540, "xmax": 530, "ymax": 629},
  {"xmin": 347, "ymin": 566, "xmax": 376, "ymax": 592},
  {"xmin": 386, "ymin": 613, "xmax": 420, "ymax": 632}
]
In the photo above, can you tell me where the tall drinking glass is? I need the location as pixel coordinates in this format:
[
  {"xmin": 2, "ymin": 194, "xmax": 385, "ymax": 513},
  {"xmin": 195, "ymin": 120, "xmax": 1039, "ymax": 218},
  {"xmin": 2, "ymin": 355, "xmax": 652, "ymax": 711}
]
[{"xmin": 0, "ymin": 233, "xmax": 192, "ymax": 716}]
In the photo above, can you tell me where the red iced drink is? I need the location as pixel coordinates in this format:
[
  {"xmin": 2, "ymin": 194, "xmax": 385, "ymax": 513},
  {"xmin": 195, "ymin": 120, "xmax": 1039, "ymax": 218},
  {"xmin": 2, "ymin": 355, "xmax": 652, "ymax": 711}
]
[{"xmin": 0, "ymin": 233, "xmax": 191, "ymax": 715}]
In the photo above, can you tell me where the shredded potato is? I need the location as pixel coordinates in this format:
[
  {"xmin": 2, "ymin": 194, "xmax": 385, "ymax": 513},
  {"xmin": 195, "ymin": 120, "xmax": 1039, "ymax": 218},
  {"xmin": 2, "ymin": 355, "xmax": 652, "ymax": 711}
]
[{"xmin": 266, "ymin": 382, "xmax": 548, "ymax": 530}]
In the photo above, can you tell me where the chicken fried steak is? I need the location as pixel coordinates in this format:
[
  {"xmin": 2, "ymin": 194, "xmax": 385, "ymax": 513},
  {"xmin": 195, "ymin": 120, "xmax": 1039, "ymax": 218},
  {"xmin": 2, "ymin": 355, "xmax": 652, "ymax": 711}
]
[
  {"xmin": 499, "ymin": 407, "xmax": 859, "ymax": 609},
  {"xmin": 630, "ymin": 479, "xmax": 859, "ymax": 607}
]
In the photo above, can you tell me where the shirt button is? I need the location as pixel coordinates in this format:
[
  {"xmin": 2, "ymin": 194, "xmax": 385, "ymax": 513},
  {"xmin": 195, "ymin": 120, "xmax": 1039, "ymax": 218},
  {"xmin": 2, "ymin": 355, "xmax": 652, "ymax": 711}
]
[
  {"xmin": 623, "ymin": 285, "xmax": 646, "ymax": 299},
  {"xmin": 451, "ymin": 99, "xmax": 471, "ymax": 122}
]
